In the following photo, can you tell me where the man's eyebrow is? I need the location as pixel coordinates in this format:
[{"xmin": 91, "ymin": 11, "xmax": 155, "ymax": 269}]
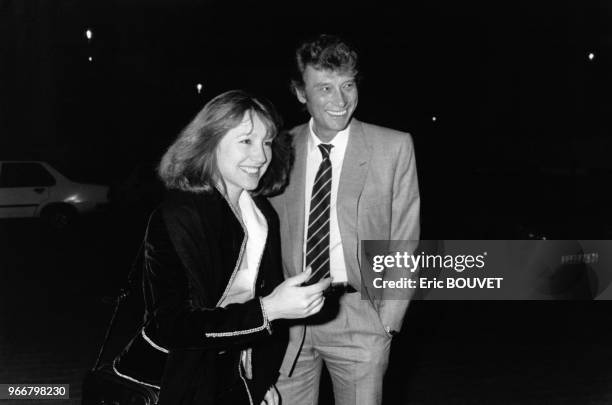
[{"xmin": 312, "ymin": 78, "xmax": 355, "ymax": 87}]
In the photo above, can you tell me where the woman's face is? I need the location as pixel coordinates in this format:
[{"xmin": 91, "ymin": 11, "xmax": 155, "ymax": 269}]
[{"xmin": 216, "ymin": 112, "xmax": 273, "ymax": 203}]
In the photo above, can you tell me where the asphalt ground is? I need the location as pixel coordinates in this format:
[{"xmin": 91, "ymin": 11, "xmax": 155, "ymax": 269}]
[{"xmin": 1, "ymin": 212, "xmax": 611, "ymax": 404}]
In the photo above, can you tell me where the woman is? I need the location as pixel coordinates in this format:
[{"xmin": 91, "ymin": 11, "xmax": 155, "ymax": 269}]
[{"xmin": 144, "ymin": 90, "xmax": 330, "ymax": 404}]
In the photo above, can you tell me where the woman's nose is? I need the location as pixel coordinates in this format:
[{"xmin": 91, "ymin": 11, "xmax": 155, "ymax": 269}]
[{"xmin": 251, "ymin": 143, "xmax": 267, "ymax": 164}]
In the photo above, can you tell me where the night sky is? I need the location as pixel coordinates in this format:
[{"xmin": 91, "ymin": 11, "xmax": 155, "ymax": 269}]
[{"xmin": 2, "ymin": 0, "xmax": 611, "ymax": 238}]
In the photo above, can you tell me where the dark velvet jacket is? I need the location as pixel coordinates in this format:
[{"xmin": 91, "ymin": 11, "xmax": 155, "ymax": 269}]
[{"xmin": 143, "ymin": 188, "xmax": 288, "ymax": 405}]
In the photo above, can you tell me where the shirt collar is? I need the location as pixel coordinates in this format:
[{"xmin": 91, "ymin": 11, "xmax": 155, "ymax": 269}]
[{"xmin": 307, "ymin": 118, "xmax": 350, "ymax": 155}]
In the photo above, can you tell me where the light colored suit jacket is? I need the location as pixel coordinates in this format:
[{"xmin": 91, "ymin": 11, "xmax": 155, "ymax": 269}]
[{"xmin": 270, "ymin": 119, "xmax": 420, "ymax": 374}]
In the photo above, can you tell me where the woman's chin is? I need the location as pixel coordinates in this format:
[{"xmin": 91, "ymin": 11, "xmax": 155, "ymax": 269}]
[{"xmin": 242, "ymin": 181, "xmax": 259, "ymax": 192}]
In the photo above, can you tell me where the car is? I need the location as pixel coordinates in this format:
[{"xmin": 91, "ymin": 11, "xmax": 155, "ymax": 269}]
[{"xmin": 0, "ymin": 161, "xmax": 110, "ymax": 228}]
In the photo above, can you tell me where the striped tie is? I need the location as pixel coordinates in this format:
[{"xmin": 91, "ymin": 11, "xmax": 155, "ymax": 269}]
[{"xmin": 305, "ymin": 144, "xmax": 333, "ymax": 279}]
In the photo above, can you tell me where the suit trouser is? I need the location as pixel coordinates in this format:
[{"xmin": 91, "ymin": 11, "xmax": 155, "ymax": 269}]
[{"xmin": 276, "ymin": 291, "xmax": 392, "ymax": 405}]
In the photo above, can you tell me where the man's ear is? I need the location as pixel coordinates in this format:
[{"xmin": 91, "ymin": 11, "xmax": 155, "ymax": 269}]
[{"xmin": 294, "ymin": 86, "xmax": 307, "ymax": 104}]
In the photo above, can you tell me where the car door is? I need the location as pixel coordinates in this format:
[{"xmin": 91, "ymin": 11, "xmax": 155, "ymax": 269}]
[{"xmin": 0, "ymin": 162, "xmax": 54, "ymax": 218}]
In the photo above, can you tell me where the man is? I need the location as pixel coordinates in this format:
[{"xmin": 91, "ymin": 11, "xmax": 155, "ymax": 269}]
[{"xmin": 270, "ymin": 34, "xmax": 420, "ymax": 404}]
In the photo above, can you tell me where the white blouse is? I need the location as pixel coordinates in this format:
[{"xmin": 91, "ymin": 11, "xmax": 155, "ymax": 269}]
[
  {"xmin": 219, "ymin": 190, "xmax": 268, "ymax": 307},
  {"xmin": 218, "ymin": 190, "xmax": 268, "ymax": 380}
]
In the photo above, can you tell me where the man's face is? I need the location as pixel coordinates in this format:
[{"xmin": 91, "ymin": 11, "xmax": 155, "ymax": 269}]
[{"xmin": 296, "ymin": 65, "xmax": 358, "ymax": 143}]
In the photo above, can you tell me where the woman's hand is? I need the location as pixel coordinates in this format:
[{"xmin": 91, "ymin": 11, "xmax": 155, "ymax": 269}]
[
  {"xmin": 262, "ymin": 269, "xmax": 331, "ymax": 321},
  {"xmin": 260, "ymin": 384, "xmax": 279, "ymax": 405}
]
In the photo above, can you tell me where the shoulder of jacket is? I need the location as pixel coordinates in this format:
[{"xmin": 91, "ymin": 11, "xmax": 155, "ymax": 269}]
[
  {"xmin": 358, "ymin": 120, "xmax": 411, "ymax": 141},
  {"xmin": 289, "ymin": 122, "xmax": 309, "ymax": 134},
  {"xmin": 286, "ymin": 122, "xmax": 309, "ymax": 143},
  {"xmin": 160, "ymin": 190, "xmax": 216, "ymax": 224}
]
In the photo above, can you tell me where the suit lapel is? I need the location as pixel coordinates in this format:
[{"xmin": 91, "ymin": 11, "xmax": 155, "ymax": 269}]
[
  {"xmin": 338, "ymin": 120, "xmax": 371, "ymax": 285},
  {"xmin": 284, "ymin": 125, "xmax": 308, "ymax": 275}
]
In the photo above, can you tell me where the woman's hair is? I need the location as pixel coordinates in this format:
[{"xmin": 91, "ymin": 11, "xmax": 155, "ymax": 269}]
[{"xmin": 158, "ymin": 90, "xmax": 292, "ymax": 197}]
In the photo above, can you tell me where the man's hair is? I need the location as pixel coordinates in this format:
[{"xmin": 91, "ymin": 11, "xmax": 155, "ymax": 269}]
[
  {"xmin": 158, "ymin": 89, "xmax": 291, "ymax": 197},
  {"xmin": 291, "ymin": 34, "xmax": 360, "ymax": 94}
]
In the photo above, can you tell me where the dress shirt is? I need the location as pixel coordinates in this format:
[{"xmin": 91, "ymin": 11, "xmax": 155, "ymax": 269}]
[{"xmin": 303, "ymin": 118, "xmax": 349, "ymax": 283}]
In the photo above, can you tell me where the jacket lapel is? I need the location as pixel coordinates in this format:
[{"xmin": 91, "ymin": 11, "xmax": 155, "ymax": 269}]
[
  {"xmin": 284, "ymin": 125, "xmax": 309, "ymax": 275},
  {"xmin": 338, "ymin": 120, "xmax": 370, "ymax": 286}
]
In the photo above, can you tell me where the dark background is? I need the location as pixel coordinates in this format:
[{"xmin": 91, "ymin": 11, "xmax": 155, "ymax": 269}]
[
  {"xmin": 2, "ymin": 0, "xmax": 612, "ymax": 238},
  {"xmin": 0, "ymin": 0, "xmax": 612, "ymax": 239},
  {"xmin": 1, "ymin": 0, "xmax": 612, "ymax": 403}
]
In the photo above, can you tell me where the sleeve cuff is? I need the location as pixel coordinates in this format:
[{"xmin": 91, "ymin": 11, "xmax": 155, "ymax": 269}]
[{"xmin": 259, "ymin": 297, "xmax": 273, "ymax": 335}]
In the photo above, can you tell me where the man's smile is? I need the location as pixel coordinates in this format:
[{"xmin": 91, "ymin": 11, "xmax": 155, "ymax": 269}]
[{"xmin": 326, "ymin": 109, "xmax": 348, "ymax": 117}]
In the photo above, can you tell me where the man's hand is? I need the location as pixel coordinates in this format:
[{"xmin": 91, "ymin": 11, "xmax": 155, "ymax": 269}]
[{"xmin": 377, "ymin": 299, "xmax": 409, "ymax": 334}]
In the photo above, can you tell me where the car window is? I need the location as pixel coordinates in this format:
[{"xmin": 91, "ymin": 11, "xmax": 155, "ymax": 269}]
[{"xmin": 0, "ymin": 163, "xmax": 56, "ymax": 188}]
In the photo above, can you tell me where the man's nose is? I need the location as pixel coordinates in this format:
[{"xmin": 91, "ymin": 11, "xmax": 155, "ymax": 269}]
[{"xmin": 332, "ymin": 88, "xmax": 347, "ymax": 107}]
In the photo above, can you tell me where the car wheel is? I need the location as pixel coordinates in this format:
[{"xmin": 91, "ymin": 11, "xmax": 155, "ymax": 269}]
[{"xmin": 41, "ymin": 205, "xmax": 77, "ymax": 229}]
